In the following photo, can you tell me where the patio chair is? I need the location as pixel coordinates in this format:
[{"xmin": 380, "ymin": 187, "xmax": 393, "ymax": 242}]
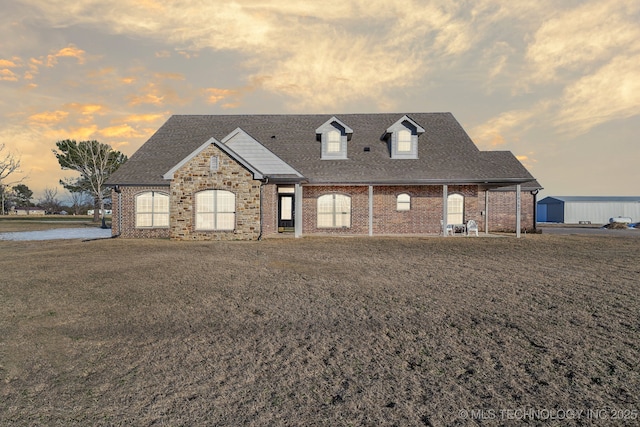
[
  {"xmin": 440, "ymin": 220, "xmax": 454, "ymax": 236},
  {"xmin": 466, "ymin": 219, "xmax": 478, "ymax": 236}
]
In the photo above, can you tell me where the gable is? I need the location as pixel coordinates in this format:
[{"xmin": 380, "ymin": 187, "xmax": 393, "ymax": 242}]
[{"xmin": 222, "ymin": 128, "xmax": 303, "ymax": 179}]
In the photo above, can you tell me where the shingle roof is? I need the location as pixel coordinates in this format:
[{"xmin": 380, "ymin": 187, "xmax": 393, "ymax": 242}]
[{"xmin": 107, "ymin": 113, "xmax": 536, "ymax": 187}]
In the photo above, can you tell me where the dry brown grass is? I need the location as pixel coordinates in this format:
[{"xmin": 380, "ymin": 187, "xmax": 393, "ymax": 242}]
[
  {"xmin": 1, "ymin": 235, "xmax": 639, "ymax": 426},
  {"xmin": 0, "ymin": 217, "xmax": 100, "ymax": 233}
]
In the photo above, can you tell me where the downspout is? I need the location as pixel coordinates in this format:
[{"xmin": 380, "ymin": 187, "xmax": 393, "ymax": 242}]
[
  {"xmin": 113, "ymin": 185, "xmax": 122, "ymax": 238},
  {"xmin": 530, "ymin": 189, "xmax": 539, "ymax": 233},
  {"xmin": 257, "ymin": 177, "xmax": 268, "ymax": 241}
]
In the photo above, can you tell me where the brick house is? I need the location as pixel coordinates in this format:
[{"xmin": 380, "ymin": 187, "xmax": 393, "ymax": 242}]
[{"xmin": 106, "ymin": 113, "xmax": 541, "ymax": 240}]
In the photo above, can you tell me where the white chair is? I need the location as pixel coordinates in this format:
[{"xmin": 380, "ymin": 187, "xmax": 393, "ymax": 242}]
[
  {"xmin": 441, "ymin": 220, "xmax": 454, "ymax": 236},
  {"xmin": 466, "ymin": 219, "xmax": 478, "ymax": 236}
]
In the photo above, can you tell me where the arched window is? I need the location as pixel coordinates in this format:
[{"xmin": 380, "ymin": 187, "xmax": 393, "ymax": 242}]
[
  {"xmin": 317, "ymin": 194, "xmax": 351, "ymax": 228},
  {"xmin": 196, "ymin": 190, "xmax": 236, "ymax": 230},
  {"xmin": 135, "ymin": 191, "xmax": 169, "ymax": 228},
  {"xmin": 397, "ymin": 129, "xmax": 412, "ymax": 152},
  {"xmin": 447, "ymin": 193, "xmax": 464, "ymax": 225},
  {"xmin": 327, "ymin": 130, "xmax": 341, "ymax": 153},
  {"xmin": 397, "ymin": 193, "xmax": 411, "ymax": 211}
]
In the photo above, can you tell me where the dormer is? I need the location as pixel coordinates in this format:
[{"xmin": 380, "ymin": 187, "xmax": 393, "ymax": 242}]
[
  {"xmin": 316, "ymin": 116, "xmax": 353, "ymax": 160},
  {"xmin": 385, "ymin": 115, "xmax": 425, "ymax": 159}
]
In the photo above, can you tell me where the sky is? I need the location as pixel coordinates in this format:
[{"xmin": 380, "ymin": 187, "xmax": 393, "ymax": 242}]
[{"xmin": 1, "ymin": 0, "xmax": 639, "ymax": 203}]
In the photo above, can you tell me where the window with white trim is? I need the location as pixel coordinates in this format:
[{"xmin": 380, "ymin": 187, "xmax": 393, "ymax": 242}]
[
  {"xmin": 397, "ymin": 193, "xmax": 411, "ymax": 211},
  {"xmin": 196, "ymin": 190, "xmax": 236, "ymax": 230},
  {"xmin": 447, "ymin": 193, "xmax": 464, "ymax": 225},
  {"xmin": 136, "ymin": 191, "xmax": 169, "ymax": 228},
  {"xmin": 327, "ymin": 130, "xmax": 341, "ymax": 153},
  {"xmin": 397, "ymin": 130, "xmax": 412, "ymax": 152},
  {"xmin": 317, "ymin": 194, "xmax": 351, "ymax": 228}
]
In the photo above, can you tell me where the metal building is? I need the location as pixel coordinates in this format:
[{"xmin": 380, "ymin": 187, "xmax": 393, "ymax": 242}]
[{"xmin": 537, "ymin": 196, "xmax": 640, "ymax": 224}]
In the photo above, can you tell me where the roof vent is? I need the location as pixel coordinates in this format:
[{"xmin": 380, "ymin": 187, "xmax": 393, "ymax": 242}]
[{"xmin": 363, "ymin": 146, "xmax": 370, "ymax": 152}]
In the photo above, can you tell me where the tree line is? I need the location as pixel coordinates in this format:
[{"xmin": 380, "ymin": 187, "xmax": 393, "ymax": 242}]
[{"xmin": 0, "ymin": 141, "xmax": 127, "ymax": 221}]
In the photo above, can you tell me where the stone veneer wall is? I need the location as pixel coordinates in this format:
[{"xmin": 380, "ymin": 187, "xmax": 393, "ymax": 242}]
[
  {"xmin": 111, "ymin": 186, "xmax": 171, "ymax": 238},
  {"xmin": 169, "ymin": 144, "xmax": 261, "ymax": 240}
]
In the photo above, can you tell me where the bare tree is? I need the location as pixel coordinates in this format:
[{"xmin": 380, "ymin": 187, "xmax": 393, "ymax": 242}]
[
  {"xmin": 0, "ymin": 143, "xmax": 22, "ymax": 215},
  {"xmin": 67, "ymin": 188, "xmax": 92, "ymax": 215},
  {"xmin": 39, "ymin": 187, "xmax": 61, "ymax": 214}
]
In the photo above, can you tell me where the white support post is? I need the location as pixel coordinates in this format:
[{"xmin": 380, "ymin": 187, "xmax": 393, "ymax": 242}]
[
  {"xmin": 294, "ymin": 183, "xmax": 302, "ymax": 238},
  {"xmin": 368, "ymin": 185, "xmax": 373, "ymax": 237},
  {"xmin": 516, "ymin": 184, "xmax": 521, "ymax": 238},
  {"xmin": 442, "ymin": 184, "xmax": 448, "ymax": 237},
  {"xmin": 485, "ymin": 190, "xmax": 489, "ymax": 235}
]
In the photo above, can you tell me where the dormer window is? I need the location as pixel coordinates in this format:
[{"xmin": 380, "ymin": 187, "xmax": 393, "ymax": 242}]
[
  {"xmin": 316, "ymin": 116, "xmax": 353, "ymax": 160},
  {"xmin": 327, "ymin": 130, "xmax": 341, "ymax": 153},
  {"xmin": 385, "ymin": 115, "xmax": 425, "ymax": 159},
  {"xmin": 397, "ymin": 130, "xmax": 412, "ymax": 152}
]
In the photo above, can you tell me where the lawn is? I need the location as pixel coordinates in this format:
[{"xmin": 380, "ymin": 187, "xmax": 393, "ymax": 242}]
[
  {"xmin": 0, "ymin": 235, "xmax": 638, "ymax": 426},
  {"xmin": 0, "ymin": 216, "xmax": 104, "ymax": 233}
]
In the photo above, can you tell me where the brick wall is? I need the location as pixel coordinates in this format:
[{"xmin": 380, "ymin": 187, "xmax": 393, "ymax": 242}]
[
  {"xmin": 302, "ymin": 186, "xmax": 369, "ymax": 235},
  {"xmin": 261, "ymin": 184, "xmax": 278, "ymax": 236},
  {"xmin": 170, "ymin": 144, "xmax": 261, "ymax": 240},
  {"xmin": 111, "ymin": 186, "xmax": 171, "ymax": 238},
  {"xmin": 113, "ymin": 181, "xmax": 533, "ymax": 239},
  {"xmin": 484, "ymin": 190, "xmax": 536, "ymax": 232}
]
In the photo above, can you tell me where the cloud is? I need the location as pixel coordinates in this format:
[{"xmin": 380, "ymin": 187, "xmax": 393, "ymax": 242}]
[
  {"xmin": 64, "ymin": 103, "xmax": 106, "ymax": 115},
  {"xmin": 525, "ymin": 1, "xmax": 640, "ymax": 84},
  {"xmin": 555, "ymin": 54, "xmax": 640, "ymax": 135},
  {"xmin": 14, "ymin": 0, "xmax": 489, "ymax": 109},
  {"xmin": 28, "ymin": 110, "xmax": 70, "ymax": 125},
  {"xmin": 117, "ymin": 113, "xmax": 166, "ymax": 123},
  {"xmin": 1, "ymin": 69, "xmax": 19, "ymax": 82},
  {"xmin": 99, "ymin": 124, "xmax": 144, "ymax": 138},
  {"xmin": 469, "ymin": 109, "xmax": 537, "ymax": 148},
  {"xmin": 46, "ymin": 44, "xmax": 86, "ymax": 67},
  {"xmin": 0, "ymin": 59, "xmax": 20, "ymax": 68}
]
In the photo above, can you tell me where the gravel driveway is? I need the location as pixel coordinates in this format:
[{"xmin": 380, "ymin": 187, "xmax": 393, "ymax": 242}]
[{"xmin": 0, "ymin": 228, "xmax": 113, "ymax": 241}]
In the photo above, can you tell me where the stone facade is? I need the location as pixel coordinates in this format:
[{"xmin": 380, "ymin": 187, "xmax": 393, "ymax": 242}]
[{"xmin": 169, "ymin": 144, "xmax": 261, "ymax": 240}]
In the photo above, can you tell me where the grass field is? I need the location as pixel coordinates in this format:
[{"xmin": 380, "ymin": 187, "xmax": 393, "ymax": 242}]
[
  {"xmin": 0, "ymin": 216, "xmax": 104, "ymax": 233},
  {"xmin": 1, "ymin": 235, "xmax": 638, "ymax": 426}
]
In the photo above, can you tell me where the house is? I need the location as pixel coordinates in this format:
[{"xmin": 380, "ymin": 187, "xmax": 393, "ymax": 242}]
[
  {"xmin": 106, "ymin": 113, "xmax": 541, "ymax": 240},
  {"xmin": 11, "ymin": 206, "xmax": 47, "ymax": 216},
  {"xmin": 537, "ymin": 196, "xmax": 640, "ymax": 224}
]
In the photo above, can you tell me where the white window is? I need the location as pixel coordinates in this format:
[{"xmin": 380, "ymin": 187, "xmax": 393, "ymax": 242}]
[
  {"xmin": 196, "ymin": 190, "xmax": 236, "ymax": 230},
  {"xmin": 397, "ymin": 193, "xmax": 411, "ymax": 211},
  {"xmin": 327, "ymin": 130, "xmax": 341, "ymax": 153},
  {"xmin": 210, "ymin": 156, "xmax": 219, "ymax": 171},
  {"xmin": 136, "ymin": 192, "xmax": 169, "ymax": 228},
  {"xmin": 317, "ymin": 194, "xmax": 351, "ymax": 228},
  {"xmin": 447, "ymin": 193, "xmax": 464, "ymax": 225},
  {"xmin": 397, "ymin": 129, "xmax": 412, "ymax": 152}
]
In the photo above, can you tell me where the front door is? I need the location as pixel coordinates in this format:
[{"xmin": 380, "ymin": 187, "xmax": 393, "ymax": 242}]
[{"xmin": 278, "ymin": 194, "xmax": 295, "ymax": 232}]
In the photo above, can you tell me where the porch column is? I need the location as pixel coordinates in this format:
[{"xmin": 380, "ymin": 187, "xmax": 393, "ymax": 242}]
[
  {"xmin": 484, "ymin": 190, "xmax": 489, "ymax": 235},
  {"xmin": 516, "ymin": 184, "xmax": 521, "ymax": 238},
  {"xmin": 294, "ymin": 183, "xmax": 302, "ymax": 238},
  {"xmin": 368, "ymin": 185, "xmax": 373, "ymax": 236},
  {"xmin": 442, "ymin": 184, "xmax": 448, "ymax": 237}
]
